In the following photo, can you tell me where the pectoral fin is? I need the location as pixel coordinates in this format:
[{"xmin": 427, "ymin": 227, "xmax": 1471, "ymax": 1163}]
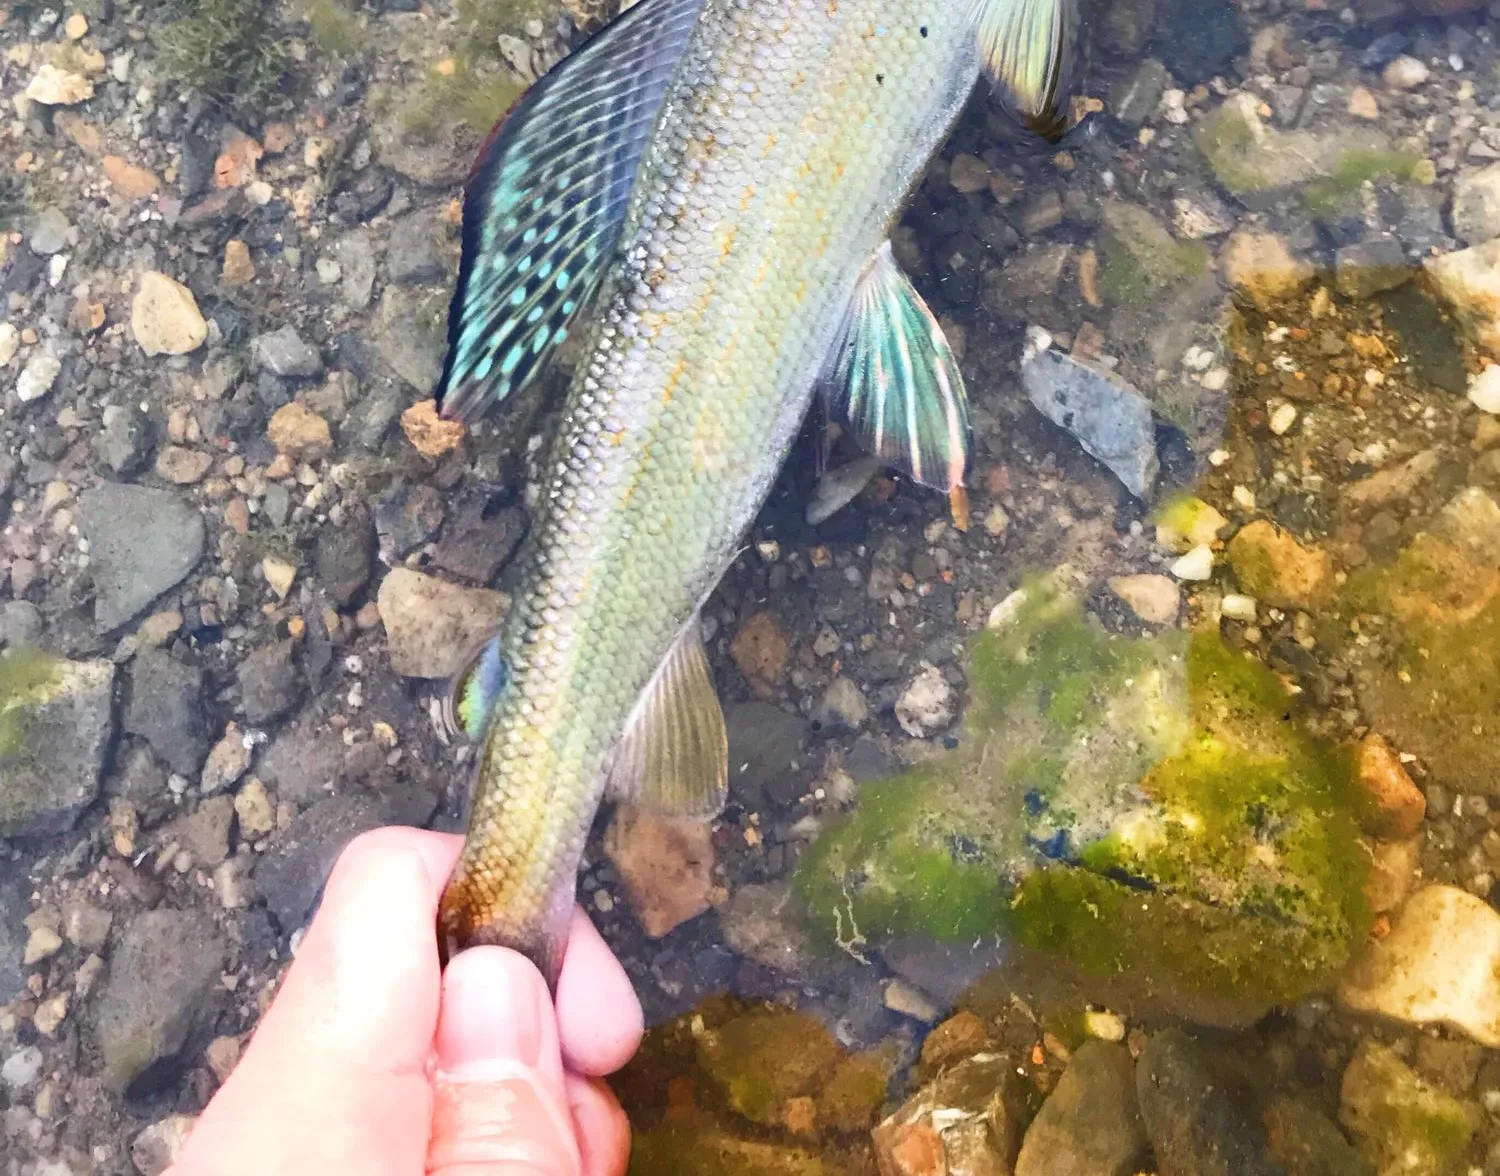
[
  {"xmin": 605, "ymin": 620, "xmax": 728, "ymax": 819},
  {"xmin": 442, "ymin": 633, "xmax": 507, "ymax": 741},
  {"xmin": 825, "ymin": 243, "xmax": 972, "ymax": 493},
  {"xmin": 437, "ymin": 0, "xmax": 707, "ymax": 423},
  {"xmin": 977, "ymin": 0, "xmax": 1077, "ymax": 140}
]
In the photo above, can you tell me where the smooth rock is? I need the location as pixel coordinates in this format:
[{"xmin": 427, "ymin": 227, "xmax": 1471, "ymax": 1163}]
[
  {"xmin": 63, "ymin": 901, "xmax": 112, "ymax": 952},
  {"xmin": 1016, "ymin": 1041, "xmax": 1146, "ymax": 1176},
  {"xmin": 79, "ymin": 484, "xmax": 205, "ymax": 631},
  {"xmin": 125, "ymin": 651, "xmax": 211, "ymax": 776},
  {"xmin": 131, "ymin": 272, "xmax": 207, "ymax": 357},
  {"xmin": 1262, "ymin": 1097, "xmax": 1370, "ymax": 1176},
  {"xmin": 1108, "ymin": 574, "xmax": 1180, "ymax": 625},
  {"xmin": 695, "ymin": 1007, "xmax": 843, "ymax": 1128},
  {"xmin": 1334, "ymin": 238, "xmax": 1409, "ymax": 301},
  {"xmin": 1022, "ymin": 347, "xmax": 1159, "ymax": 498},
  {"xmin": 376, "ymin": 569, "xmax": 507, "ymax": 679},
  {"xmin": 371, "ymin": 287, "xmax": 446, "ymax": 391},
  {"xmin": 1339, "ymin": 885, "xmax": 1500, "ymax": 1046},
  {"xmin": 894, "ymin": 665, "xmax": 955, "ymax": 738},
  {"xmin": 95, "ymin": 908, "xmax": 227, "ymax": 1094},
  {"xmin": 1340, "ymin": 1042, "xmax": 1476, "ymax": 1176},
  {"xmin": 0, "ymin": 655, "xmax": 113, "ymax": 837},
  {"xmin": 1137, "ymin": 1030, "xmax": 1279, "ymax": 1176},
  {"xmin": 603, "ymin": 807, "xmax": 716, "ymax": 938},
  {"xmin": 15, "ymin": 353, "xmax": 61, "ymax": 402},
  {"xmin": 1354, "ymin": 733, "xmax": 1425, "ymax": 838},
  {"xmin": 0, "ymin": 600, "xmax": 44, "ymax": 647}
]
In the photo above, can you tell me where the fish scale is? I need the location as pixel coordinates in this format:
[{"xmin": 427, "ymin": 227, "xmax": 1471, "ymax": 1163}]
[{"xmin": 438, "ymin": 0, "xmax": 1074, "ymax": 981}]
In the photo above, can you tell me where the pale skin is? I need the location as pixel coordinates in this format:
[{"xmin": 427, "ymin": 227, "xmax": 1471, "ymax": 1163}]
[{"xmin": 166, "ymin": 828, "xmax": 644, "ymax": 1176}]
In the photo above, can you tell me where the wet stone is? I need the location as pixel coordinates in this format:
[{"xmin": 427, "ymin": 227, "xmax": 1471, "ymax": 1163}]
[
  {"xmin": 718, "ymin": 881, "xmax": 816, "ymax": 977},
  {"xmin": 430, "ymin": 502, "xmax": 527, "ymax": 584},
  {"xmin": 1016, "ymin": 1041, "xmax": 1147, "ymax": 1176},
  {"xmin": 129, "ymin": 1114, "xmax": 196, "ymax": 1176},
  {"xmin": 1, "ymin": 655, "xmax": 114, "ymax": 837},
  {"xmin": 79, "ymin": 484, "xmax": 206, "ymax": 632},
  {"xmin": 1335, "ymin": 237, "xmax": 1410, "ymax": 300},
  {"xmin": 252, "ymin": 325, "xmax": 323, "ymax": 379},
  {"xmin": 1262, "ymin": 1097, "xmax": 1370, "ymax": 1176},
  {"xmin": 314, "ymin": 507, "xmax": 374, "ymax": 605},
  {"xmin": 873, "ymin": 1052, "xmax": 1024, "ymax": 1176},
  {"xmin": 27, "ymin": 206, "xmax": 72, "ymax": 255},
  {"xmin": 0, "ymin": 871, "xmax": 23, "ymax": 1003},
  {"xmin": 0, "ymin": 599, "xmax": 44, "ymax": 647},
  {"xmin": 376, "ymin": 569, "xmax": 507, "ymax": 679},
  {"xmin": 237, "ymin": 641, "xmax": 301, "ymax": 725},
  {"xmin": 384, "ymin": 210, "xmax": 447, "ymax": 284},
  {"xmin": 1340, "ymin": 1041, "xmax": 1478, "ymax": 1176},
  {"xmin": 725, "ymin": 702, "xmax": 810, "ymax": 808},
  {"xmin": 255, "ymin": 723, "xmax": 344, "ymax": 807},
  {"xmin": 1136, "ymin": 1029, "xmax": 1279, "ymax": 1176},
  {"xmin": 96, "ymin": 406, "xmax": 154, "ymax": 475},
  {"xmin": 94, "ymin": 907, "xmax": 227, "ymax": 1095},
  {"xmin": 162, "ymin": 795, "xmax": 235, "ymax": 868},
  {"xmin": 125, "ymin": 651, "xmax": 211, "ymax": 777},
  {"xmin": 695, "ymin": 1007, "xmax": 843, "ymax": 1127},
  {"xmin": 603, "ymin": 807, "xmax": 716, "ymax": 939},
  {"xmin": 813, "ymin": 676, "xmax": 869, "ymax": 732}
]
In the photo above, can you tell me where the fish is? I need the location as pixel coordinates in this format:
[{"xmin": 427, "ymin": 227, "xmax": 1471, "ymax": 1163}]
[{"xmin": 434, "ymin": 0, "xmax": 1079, "ymax": 984}]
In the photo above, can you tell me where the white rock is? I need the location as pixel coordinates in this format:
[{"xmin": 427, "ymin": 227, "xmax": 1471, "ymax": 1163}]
[
  {"xmin": 894, "ymin": 664, "xmax": 955, "ymax": 737},
  {"xmin": 1107, "ymin": 574, "xmax": 1180, "ymax": 625},
  {"xmin": 1453, "ymin": 163, "xmax": 1500, "ymax": 245},
  {"xmin": 1470, "ymin": 365, "xmax": 1500, "ymax": 414},
  {"xmin": 1383, "ymin": 55, "xmax": 1429, "ymax": 90},
  {"xmin": 883, "ymin": 979, "xmax": 942, "ymax": 1023},
  {"xmin": 200, "ymin": 727, "xmax": 252, "ymax": 795},
  {"xmin": 1221, "ymin": 593, "xmax": 1258, "ymax": 622},
  {"xmin": 15, "ymin": 353, "xmax": 60, "ymax": 402},
  {"xmin": 1084, "ymin": 1009, "xmax": 1126, "ymax": 1042},
  {"xmin": 1170, "ymin": 544, "xmax": 1215, "ymax": 581},
  {"xmin": 1338, "ymin": 884, "xmax": 1500, "ymax": 1046},
  {"xmin": 0, "ymin": 322, "xmax": 19, "ymax": 367},
  {"xmin": 0, "ymin": 1045, "xmax": 43, "ymax": 1090},
  {"xmin": 1433, "ymin": 486, "xmax": 1500, "ymax": 565},
  {"xmin": 1268, "ymin": 402, "xmax": 1298, "ymax": 435},
  {"xmin": 131, "ymin": 272, "xmax": 207, "ymax": 357},
  {"xmin": 376, "ymin": 568, "xmax": 508, "ymax": 679},
  {"xmin": 24, "ymin": 64, "xmax": 94, "ymax": 105}
]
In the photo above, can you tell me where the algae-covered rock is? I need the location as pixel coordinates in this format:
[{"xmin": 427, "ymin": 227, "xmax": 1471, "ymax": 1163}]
[
  {"xmin": 695, "ymin": 1007, "xmax": 844, "ymax": 1127},
  {"xmin": 1339, "ymin": 1042, "xmax": 1478, "ymax": 1176},
  {"xmin": 630, "ymin": 1125, "xmax": 836, "ymax": 1176},
  {"xmin": 0, "ymin": 651, "xmax": 114, "ymax": 838},
  {"xmin": 1096, "ymin": 200, "xmax": 1209, "ymax": 307},
  {"xmin": 795, "ymin": 574, "xmax": 1369, "ymax": 1024},
  {"xmin": 1339, "ymin": 529, "xmax": 1500, "ymax": 795}
]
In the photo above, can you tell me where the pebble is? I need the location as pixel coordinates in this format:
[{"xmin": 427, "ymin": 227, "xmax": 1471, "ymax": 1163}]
[
  {"xmin": 729, "ymin": 612, "xmax": 789, "ymax": 698},
  {"xmin": 261, "ymin": 556, "xmax": 297, "ymax": 601},
  {"xmin": 23, "ymin": 925, "xmax": 63, "ymax": 966},
  {"xmin": 1221, "ymin": 231, "xmax": 1314, "ymax": 312},
  {"xmin": 62, "ymin": 902, "xmax": 111, "ymax": 952},
  {"xmin": 400, "ymin": 399, "xmax": 465, "ymax": 459},
  {"xmin": 1355, "ymin": 733, "xmax": 1426, "ymax": 839},
  {"xmin": 1225, "ymin": 520, "xmax": 1333, "ymax": 609},
  {"xmin": 1267, "ymin": 402, "xmax": 1297, "ymax": 436},
  {"xmin": 894, "ymin": 665, "xmax": 955, "ymax": 737},
  {"xmin": 1339, "ymin": 885, "xmax": 1500, "ymax": 1047},
  {"xmin": 1470, "ymin": 365, "xmax": 1500, "ymax": 413},
  {"xmin": 1340, "ymin": 1042, "xmax": 1476, "ymax": 1175},
  {"xmin": 102, "ymin": 155, "xmax": 160, "ymax": 199},
  {"xmin": 882, "ymin": 979, "xmax": 942, "ymax": 1024},
  {"xmin": 15, "ymin": 353, "xmax": 61, "ymax": 402},
  {"xmin": 1364, "ymin": 837, "xmax": 1419, "ymax": 914},
  {"xmin": 0, "ymin": 322, "xmax": 18, "ymax": 366},
  {"xmin": 1016, "ymin": 1041, "xmax": 1146, "ymax": 1176},
  {"xmin": 233, "ymin": 778, "xmax": 275, "ymax": 837},
  {"xmin": 237, "ymin": 641, "xmax": 302, "ymax": 725},
  {"xmin": 813, "ymin": 676, "xmax": 869, "ymax": 731},
  {"xmin": 1382, "ymin": 55, "xmax": 1430, "ymax": 90},
  {"xmin": 252, "ymin": 326, "xmax": 323, "ymax": 379},
  {"xmin": 28, "ymin": 206, "xmax": 72, "ymax": 255},
  {"xmin": 1155, "ymin": 496, "xmax": 1227, "ymax": 552},
  {"xmin": 200, "ymin": 727, "xmax": 252, "ymax": 795},
  {"xmin": 873, "ymin": 1054, "xmax": 1022, "ymax": 1176},
  {"xmin": 154, "ymin": 446, "xmax": 212, "ymax": 485},
  {"xmin": 1108, "ymin": 574, "xmax": 1180, "ymax": 624},
  {"xmin": 24, "ymin": 64, "xmax": 94, "ymax": 105},
  {"xmin": 205, "ymin": 1035, "xmax": 242, "ymax": 1083},
  {"xmin": 0, "ymin": 657, "xmax": 114, "ymax": 837},
  {"xmin": 1170, "ymin": 543, "xmax": 1215, "ymax": 581},
  {"xmin": 129, "ymin": 1114, "xmax": 196, "ymax": 1176},
  {"xmin": 221, "ymin": 239, "xmax": 255, "ymax": 286},
  {"xmin": 131, "ymin": 272, "xmax": 208, "ymax": 357},
  {"xmin": 267, "ymin": 402, "xmax": 333, "ymax": 461},
  {"xmin": 718, "ymin": 881, "xmax": 814, "ymax": 975},
  {"xmin": 1220, "ymin": 593, "xmax": 1257, "ymax": 622},
  {"xmin": 1, "ymin": 1046, "xmax": 43, "ymax": 1091},
  {"xmin": 124, "ymin": 651, "xmax": 211, "ymax": 776},
  {"xmin": 376, "ymin": 568, "xmax": 507, "ymax": 678},
  {"xmin": 602, "ymin": 807, "xmax": 716, "ymax": 938}
]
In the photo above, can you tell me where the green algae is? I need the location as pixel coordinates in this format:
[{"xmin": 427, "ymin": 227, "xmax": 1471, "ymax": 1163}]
[
  {"xmin": 150, "ymin": 0, "xmax": 287, "ymax": 109},
  {"xmin": 0, "ymin": 649, "xmax": 63, "ymax": 764},
  {"xmin": 1304, "ymin": 149, "xmax": 1427, "ymax": 215},
  {"xmin": 795, "ymin": 577, "xmax": 1370, "ymax": 1014}
]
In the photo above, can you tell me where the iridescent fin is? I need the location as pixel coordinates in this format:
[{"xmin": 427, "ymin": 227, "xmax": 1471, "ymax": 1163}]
[
  {"xmin": 441, "ymin": 633, "xmax": 507, "ymax": 741},
  {"xmin": 436, "ymin": 0, "xmax": 707, "ymax": 423},
  {"xmin": 605, "ymin": 620, "xmax": 728, "ymax": 819},
  {"xmin": 826, "ymin": 242, "xmax": 972, "ymax": 493},
  {"xmin": 976, "ymin": 0, "xmax": 1077, "ymax": 140}
]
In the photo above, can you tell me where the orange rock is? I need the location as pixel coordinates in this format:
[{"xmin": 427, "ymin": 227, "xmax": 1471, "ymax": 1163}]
[
  {"xmin": 214, "ymin": 131, "xmax": 263, "ymax": 189},
  {"xmin": 729, "ymin": 611, "xmax": 789, "ymax": 697},
  {"xmin": 885, "ymin": 1122, "xmax": 945, "ymax": 1176},
  {"xmin": 102, "ymin": 155, "xmax": 159, "ymax": 199},
  {"xmin": 1356, "ymin": 734, "xmax": 1426, "ymax": 839},
  {"xmin": 400, "ymin": 399, "xmax": 465, "ymax": 460},
  {"xmin": 222, "ymin": 239, "xmax": 255, "ymax": 286},
  {"xmin": 262, "ymin": 122, "xmax": 296, "ymax": 155},
  {"xmin": 55, "ymin": 113, "xmax": 100, "ymax": 154},
  {"xmin": 602, "ymin": 807, "xmax": 715, "ymax": 938}
]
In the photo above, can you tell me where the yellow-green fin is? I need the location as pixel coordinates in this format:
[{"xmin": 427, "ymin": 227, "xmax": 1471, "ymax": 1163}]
[
  {"xmin": 977, "ymin": 0, "xmax": 1077, "ymax": 140},
  {"xmin": 605, "ymin": 620, "xmax": 727, "ymax": 819},
  {"xmin": 436, "ymin": 0, "xmax": 707, "ymax": 423},
  {"xmin": 825, "ymin": 243, "xmax": 971, "ymax": 493},
  {"xmin": 442, "ymin": 632, "xmax": 506, "ymax": 741}
]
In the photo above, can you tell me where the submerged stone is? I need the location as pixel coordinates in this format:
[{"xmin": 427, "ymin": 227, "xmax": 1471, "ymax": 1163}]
[
  {"xmin": 1339, "ymin": 1042, "xmax": 1478, "ymax": 1176},
  {"xmin": 872, "ymin": 1052, "xmax": 1024, "ymax": 1176},
  {"xmin": 795, "ymin": 572, "xmax": 1369, "ymax": 1025}
]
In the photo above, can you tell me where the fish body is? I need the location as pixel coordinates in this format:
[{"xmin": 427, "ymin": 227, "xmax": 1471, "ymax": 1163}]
[{"xmin": 437, "ymin": 0, "xmax": 1076, "ymax": 981}]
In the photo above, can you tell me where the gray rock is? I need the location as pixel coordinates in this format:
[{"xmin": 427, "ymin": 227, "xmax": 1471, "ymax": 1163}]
[
  {"xmin": 879, "ymin": 936, "xmax": 1005, "ymax": 1007},
  {"xmin": 335, "ymin": 230, "xmax": 378, "ymax": 309},
  {"xmin": 1017, "ymin": 1041, "xmax": 1147, "ymax": 1176},
  {"xmin": 63, "ymin": 901, "xmax": 113, "ymax": 952},
  {"xmin": 430, "ymin": 502, "xmax": 527, "ymax": 584},
  {"xmin": 79, "ymin": 484, "xmax": 205, "ymax": 632},
  {"xmin": 351, "ymin": 380, "xmax": 403, "ymax": 450},
  {"xmin": 314, "ymin": 507, "xmax": 375, "ymax": 605},
  {"xmin": 130, "ymin": 1114, "xmax": 196, "ymax": 1176},
  {"xmin": 1022, "ymin": 347, "xmax": 1159, "ymax": 499},
  {"xmin": 0, "ymin": 600, "xmax": 43, "ymax": 647},
  {"xmin": 256, "ymin": 723, "xmax": 344, "ymax": 806},
  {"xmin": 160, "ymin": 795, "xmax": 235, "ymax": 867},
  {"xmin": 28, "ymin": 206, "xmax": 72, "ymax": 255},
  {"xmin": 1136, "ymin": 1030, "xmax": 1278, "ymax": 1176},
  {"xmin": 1, "ymin": 654, "xmax": 113, "ymax": 837},
  {"xmin": 94, "ymin": 907, "xmax": 227, "ymax": 1095},
  {"xmin": 1110, "ymin": 58, "xmax": 1169, "ymax": 128},
  {"xmin": 369, "ymin": 287, "xmax": 447, "ymax": 392},
  {"xmin": 1334, "ymin": 238, "xmax": 1409, "ymax": 300},
  {"xmin": 385, "ymin": 211, "xmax": 447, "ymax": 284},
  {"xmin": 724, "ymin": 701, "xmax": 811, "ymax": 808},
  {"xmin": 263, "ymin": 482, "xmax": 292, "ymax": 528},
  {"xmin": 125, "ymin": 651, "xmax": 211, "ymax": 777},
  {"xmin": 252, "ymin": 325, "xmax": 324, "ymax": 379},
  {"xmin": 718, "ymin": 881, "xmax": 818, "ymax": 978},
  {"xmin": 0, "ymin": 868, "xmax": 26, "ymax": 1003},
  {"xmin": 106, "ymin": 745, "xmax": 171, "ymax": 825},
  {"xmin": 96, "ymin": 405, "xmax": 154, "ymax": 475},
  {"xmin": 1, "ymin": 1044, "xmax": 43, "ymax": 1090},
  {"xmin": 813, "ymin": 676, "xmax": 869, "ymax": 732},
  {"xmin": 237, "ymin": 641, "xmax": 301, "ymax": 724},
  {"xmin": 1452, "ymin": 162, "xmax": 1500, "ymax": 246},
  {"xmin": 254, "ymin": 788, "xmax": 436, "ymax": 932}
]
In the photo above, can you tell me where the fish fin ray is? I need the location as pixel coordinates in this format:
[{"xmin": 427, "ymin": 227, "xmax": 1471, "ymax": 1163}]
[
  {"xmin": 826, "ymin": 242, "xmax": 972, "ymax": 493},
  {"xmin": 436, "ymin": 0, "xmax": 706, "ymax": 423},
  {"xmin": 605, "ymin": 619, "xmax": 728, "ymax": 819},
  {"xmin": 976, "ymin": 0, "xmax": 1077, "ymax": 140},
  {"xmin": 442, "ymin": 632, "xmax": 507, "ymax": 741}
]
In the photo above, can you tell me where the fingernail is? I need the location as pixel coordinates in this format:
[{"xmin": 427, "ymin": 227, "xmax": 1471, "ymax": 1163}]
[{"xmin": 435, "ymin": 947, "xmax": 549, "ymax": 1071}]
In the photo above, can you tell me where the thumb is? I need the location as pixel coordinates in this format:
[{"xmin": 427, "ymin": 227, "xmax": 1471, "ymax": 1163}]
[{"xmin": 428, "ymin": 947, "xmax": 582, "ymax": 1176}]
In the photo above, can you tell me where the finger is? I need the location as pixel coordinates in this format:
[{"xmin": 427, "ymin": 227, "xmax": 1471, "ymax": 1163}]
[
  {"xmin": 430, "ymin": 946, "xmax": 581, "ymax": 1176},
  {"xmin": 554, "ymin": 909, "xmax": 644, "ymax": 1076},
  {"xmin": 567, "ymin": 1075, "xmax": 632, "ymax": 1176}
]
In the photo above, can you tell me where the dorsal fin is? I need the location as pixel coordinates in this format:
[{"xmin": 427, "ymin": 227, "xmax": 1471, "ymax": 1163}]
[
  {"xmin": 977, "ymin": 0, "xmax": 1078, "ymax": 141},
  {"xmin": 436, "ymin": 0, "xmax": 707, "ymax": 423}
]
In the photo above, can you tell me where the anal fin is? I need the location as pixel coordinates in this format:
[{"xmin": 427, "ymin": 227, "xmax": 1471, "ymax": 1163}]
[
  {"xmin": 825, "ymin": 242, "xmax": 972, "ymax": 493},
  {"xmin": 605, "ymin": 620, "xmax": 728, "ymax": 819}
]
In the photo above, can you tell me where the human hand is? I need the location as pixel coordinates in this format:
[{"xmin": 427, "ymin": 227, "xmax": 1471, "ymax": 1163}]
[{"xmin": 166, "ymin": 827, "xmax": 644, "ymax": 1176}]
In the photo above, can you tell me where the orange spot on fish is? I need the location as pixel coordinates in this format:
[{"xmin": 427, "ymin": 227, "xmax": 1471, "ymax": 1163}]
[
  {"xmin": 761, "ymin": 132, "xmax": 778, "ymax": 157},
  {"xmin": 739, "ymin": 183, "xmax": 756, "ymax": 212},
  {"xmin": 662, "ymin": 358, "xmax": 686, "ymax": 405}
]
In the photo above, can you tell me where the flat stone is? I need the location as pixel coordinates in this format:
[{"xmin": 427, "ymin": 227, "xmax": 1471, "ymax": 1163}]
[
  {"xmin": 124, "ymin": 651, "xmax": 211, "ymax": 777},
  {"xmin": 1016, "ymin": 1041, "xmax": 1147, "ymax": 1176},
  {"xmin": 79, "ymin": 484, "xmax": 205, "ymax": 632},
  {"xmin": 1339, "ymin": 885, "xmax": 1500, "ymax": 1046},
  {"xmin": 94, "ymin": 908, "xmax": 227, "ymax": 1095},
  {"xmin": 252, "ymin": 326, "xmax": 323, "ymax": 379},
  {"xmin": 370, "ymin": 287, "xmax": 447, "ymax": 391},
  {"xmin": 1226, "ymin": 520, "xmax": 1334, "ymax": 610},
  {"xmin": 0, "ymin": 655, "xmax": 113, "ymax": 837},
  {"xmin": 1433, "ymin": 486, "xmax": 1500, "ymax": 565},
  {"xmin": 237, "ymin": 641, "xmax": 301, "ymax": 725},
  {"xmin": 718, "ymin": 881, "xmax": 815, "ymax": 976},
  {"xmin": 131, "ymin": 272, "xmax": 207, "ymax": 357},
  {"xmin": 1108, "ymin": 574, "xmax": 1180, "ymax": 625},
  {"xmin": 1452, "ymin": 162, "xmax": 1500, "ymax": 245},
  {"xmin": 1022, "ymin": 347, "xmax": 1159, "ymax": 498},
  {"xmin": 376, "ymin": 568, "xmax": 507, "ymax": 678},
  {"xmin": 603, "ymin": 806, "xmax": 716, "ymax": 938}
]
